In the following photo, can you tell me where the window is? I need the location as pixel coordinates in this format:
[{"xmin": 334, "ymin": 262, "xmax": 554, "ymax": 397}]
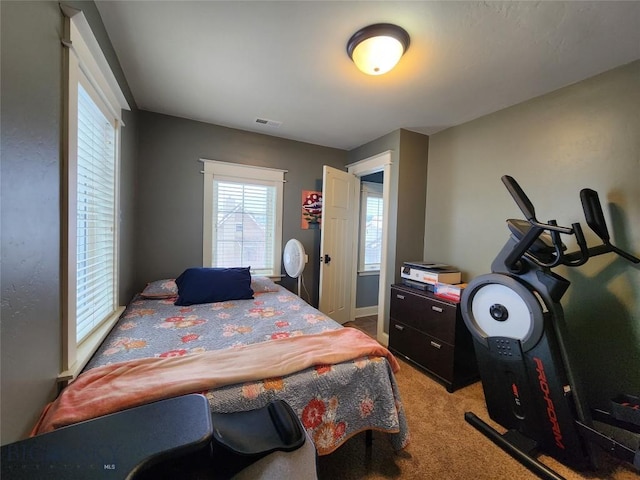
[
  {"xmin": 75, "ymin": 82, "xmax": 117, "ymax": 343},
  {"xmin": 61, "ymin": 6, "xmax": 129, "ymax": 380},
  {"xmin": 202, "ymin": 160, "xmax": 286, "ymax": 277},
  {"xmin": 359, "ymin": 182, "xmax": 384, "ymax": 273}
]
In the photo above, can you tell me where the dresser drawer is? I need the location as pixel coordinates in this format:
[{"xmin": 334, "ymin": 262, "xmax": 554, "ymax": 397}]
[
  {"xmin": 389, "ymin": 319, "xmax": 454, "ymax": 382},
  {"xmin": 389, "ymin": 284, "xmax": 478, "ymax": 392},
  {"xmin": 390, "ymin": 287, "xmax": 456, "ymax": 343}
]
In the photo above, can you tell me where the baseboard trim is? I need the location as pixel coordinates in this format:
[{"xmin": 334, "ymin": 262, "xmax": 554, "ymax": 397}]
[{"xmin": 355, "ymin": 305, "xmax": 378, "ymax": 318}]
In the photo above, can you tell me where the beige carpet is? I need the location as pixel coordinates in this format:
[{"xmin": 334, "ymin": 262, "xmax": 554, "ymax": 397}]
[{"xmin": 316, "ymin": 357, "xmax": 639, "ymax": 480}]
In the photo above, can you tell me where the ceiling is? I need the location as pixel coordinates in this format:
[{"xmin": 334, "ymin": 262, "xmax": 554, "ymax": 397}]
[{"xmin": 95, "ymin": 1, "xmax": 640, "ymax": 151}]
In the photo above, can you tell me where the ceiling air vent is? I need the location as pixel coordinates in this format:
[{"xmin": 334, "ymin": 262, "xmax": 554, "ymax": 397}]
[{"xmin": 254, "ymin": 117, "xmax": 282, "ymax": 128}]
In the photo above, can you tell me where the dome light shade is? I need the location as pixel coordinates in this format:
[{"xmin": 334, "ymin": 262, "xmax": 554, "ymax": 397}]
[{"xmin": 347, "ymin": 24, "xmax": 410, "ymax": 75}]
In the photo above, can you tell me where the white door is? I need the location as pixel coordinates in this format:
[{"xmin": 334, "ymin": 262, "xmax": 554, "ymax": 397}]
[{"xmin": 318, "ymin": 166, "xmax": 359, "ymax": 324}]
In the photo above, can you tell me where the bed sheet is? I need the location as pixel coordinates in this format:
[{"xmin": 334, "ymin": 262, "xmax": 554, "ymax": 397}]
[{"xmin": 84, "ymin": 285, "xmax": 409, "ymax": 455}]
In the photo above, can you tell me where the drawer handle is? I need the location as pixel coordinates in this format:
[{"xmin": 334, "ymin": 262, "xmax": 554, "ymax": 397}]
[
  {"xmin": 431, "ymin": 306, "xmax": 443, "ymax": 313},
  {"xmin": 430, "ymin": 341, "xmax": 442, "ymax": 349},
  {"xmin": 394, "ymin": 324, "xmax": 405, "ymax": 331},
  {"xmin": 396, "ymin": 294, "xmax": 405, "ymax": 300}
]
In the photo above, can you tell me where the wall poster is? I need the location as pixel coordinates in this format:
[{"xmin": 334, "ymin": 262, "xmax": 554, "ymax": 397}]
[{"xmin": 301, "ymin": 190, "xmax": 322, "ymax": 229}]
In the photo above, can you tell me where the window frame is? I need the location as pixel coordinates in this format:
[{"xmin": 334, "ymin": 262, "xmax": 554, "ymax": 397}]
[
  {"xmin": 60, "ymin": 6, "xmax": 129, "ymax": 381},
  {"xmin": 358, "ymin": 181, "xmax": 384, "ymax": 274},
  {"xmin": 201, "ymin": 159, "xmax": 286, "ymax": 278}
]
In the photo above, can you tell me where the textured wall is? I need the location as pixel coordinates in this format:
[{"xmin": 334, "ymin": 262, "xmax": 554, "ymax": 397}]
[
  {"xmin": 395, "ymin": 130, "xmax": 429, "ymax": 279},
  {"xmin": 133, "ymin": 111, "xmax": 347, "ymax": 307},
  {"xmin": 1, "ymin": 0, "xmax": 63, "ymax": 444},
  {"xmin": 425, "ymin": 61, "xmax": 640, "ymax": 408}
]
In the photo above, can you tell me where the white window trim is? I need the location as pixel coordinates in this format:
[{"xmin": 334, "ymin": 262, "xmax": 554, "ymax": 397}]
[
  {"xmin": 358, "ymin": 182, "xmax": 384, "ymax": 274},
  {"xmin": 60, "ymin": 5, "xmax": 129, "ymax": 118},
  {"xmin": 200, "ymin": 159, "xmax": 287, "ymax": 278},
  {"xmin": 60, "ymin": 5, "xmax": 129, "ymax": 382}
]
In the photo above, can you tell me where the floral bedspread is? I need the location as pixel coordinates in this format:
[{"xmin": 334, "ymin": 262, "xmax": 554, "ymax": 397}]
[{"xmin": 84, "ymin": 285, "xmax": 409, "ymax": 455}]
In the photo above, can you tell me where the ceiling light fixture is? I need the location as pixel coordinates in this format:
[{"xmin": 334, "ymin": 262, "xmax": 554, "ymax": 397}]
[{"xmin": 347, "ymin": 23, "xmax": 410, "ymax": 76}]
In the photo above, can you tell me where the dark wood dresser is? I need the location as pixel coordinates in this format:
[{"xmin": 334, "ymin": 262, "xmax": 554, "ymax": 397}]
[{"xmin": 389, "ymin": 283, "xmax": 478, "ymax": 392}]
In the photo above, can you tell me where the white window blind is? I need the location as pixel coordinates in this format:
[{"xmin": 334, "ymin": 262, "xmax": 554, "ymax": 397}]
[
  {"xmin": 359, "ymin": 182, "xmax": 384, "ymax": 272},
  {"xmin": 213, "ymin": 181, "xmax": 275, "ymax": 274},
  {"xmin": 202, "ymin": 160, "xmax": 286, "ymax": 278},
  {"xmin": 75, "ymin": 82, "xmax": 117, "ymax": 342}
]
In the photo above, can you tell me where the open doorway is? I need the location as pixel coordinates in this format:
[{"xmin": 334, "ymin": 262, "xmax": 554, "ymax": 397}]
[
  {"xmin": 347, "ymin": 151, "xmax": 393, "ymax": 345},
  {"xmin": 354, "ymin": 173, "xmax": 384, "ymax": 319}
]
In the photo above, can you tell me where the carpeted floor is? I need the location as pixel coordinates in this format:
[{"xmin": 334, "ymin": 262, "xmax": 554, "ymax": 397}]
[{"xmin": 321, "ymin": 320, "xmax": 640, "ymax": 480}]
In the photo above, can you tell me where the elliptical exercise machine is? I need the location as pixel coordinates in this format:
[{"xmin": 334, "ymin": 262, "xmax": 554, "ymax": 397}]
[{"xmin": 460, "ymin": 175, "xmax": 640, "ymax": 480}]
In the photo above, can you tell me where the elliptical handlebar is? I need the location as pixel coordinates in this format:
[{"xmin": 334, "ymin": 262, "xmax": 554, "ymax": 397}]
[
  {"xmin": 502, "ymin": 175, "xmax": 537, "ymax": 222},
  {"xmin": 578, "ymin": 188, "xmax": 640, "ymax": 264},
  {"xmin": 501, "ymin": 175, "xmax": 574, "ymax": 272},
  {"xmin": 500, "ymin": 175, "xmax": 639, "ymax": 272},
  {"xmin": 502, "ymin": 176, "xmax": 573, "ymax": 235},
  {"xmin": 528, "ymin": 220, "xmax": 579, "ymax": 269},
  {"xmin": 561, "ymin": 222, "xmax": 590, "ymax": 267}
]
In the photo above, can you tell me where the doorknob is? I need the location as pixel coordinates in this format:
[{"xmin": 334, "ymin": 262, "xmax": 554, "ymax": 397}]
[{"xmin": 323, "ymin": 254, "xmax": 332, "ymax": 264}]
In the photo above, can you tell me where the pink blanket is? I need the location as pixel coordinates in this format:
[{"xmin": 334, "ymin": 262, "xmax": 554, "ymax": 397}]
[{"xmin": 32, "ymin": 327, "xmax": 399, "ymax": 435}]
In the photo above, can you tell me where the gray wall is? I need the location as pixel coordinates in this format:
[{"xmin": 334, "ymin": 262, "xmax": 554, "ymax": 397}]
[
  {"xmin": 396, "ymin": 130, "xmax": 429, "ymax": 278},
  {"xmin": 425, "ymin": 61, "xmax": 640, "ymax": 409},
  {"xmin": 0, "ymin": 1, "xmax": 137, "ymax": 444},
  {"xmin": 356, "ymin": 276, "xmax": 379, "ymax": 309},
  {"xmin": 134, "ymin": 111, "xmax": 347, "ymax": 307}
]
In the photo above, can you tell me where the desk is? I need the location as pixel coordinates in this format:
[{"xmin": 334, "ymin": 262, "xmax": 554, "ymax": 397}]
[{"xmin": 1, "ymin": 394, "xmax": 213, "ymax": 479}]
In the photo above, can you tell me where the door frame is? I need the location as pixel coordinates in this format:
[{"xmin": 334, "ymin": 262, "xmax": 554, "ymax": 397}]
[{"xmin": 347, "ymin": 150, "xmax": 393, "ymax": 345}]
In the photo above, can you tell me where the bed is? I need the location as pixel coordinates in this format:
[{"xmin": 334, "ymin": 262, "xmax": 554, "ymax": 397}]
[{"xmin": 35, "ymin": 271, "xmax": 409, "ymax": 456}]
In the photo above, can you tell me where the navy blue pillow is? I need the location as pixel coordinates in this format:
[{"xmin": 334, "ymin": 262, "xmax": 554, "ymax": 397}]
[{"xmin": 174, "ymin": 267, "xmax": 254, "ymax": 306}]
